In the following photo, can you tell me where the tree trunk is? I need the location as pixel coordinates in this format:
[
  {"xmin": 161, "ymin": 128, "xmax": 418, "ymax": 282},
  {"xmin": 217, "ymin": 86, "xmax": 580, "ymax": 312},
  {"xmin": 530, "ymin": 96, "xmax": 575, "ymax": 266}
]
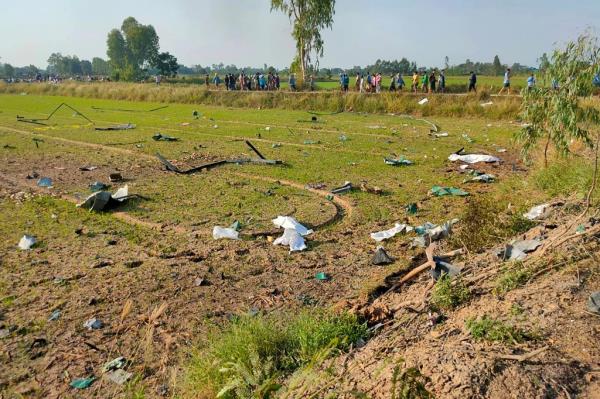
[{"xmin": 543, "ymin": 134, "xmax": 551, "ymax": 168}]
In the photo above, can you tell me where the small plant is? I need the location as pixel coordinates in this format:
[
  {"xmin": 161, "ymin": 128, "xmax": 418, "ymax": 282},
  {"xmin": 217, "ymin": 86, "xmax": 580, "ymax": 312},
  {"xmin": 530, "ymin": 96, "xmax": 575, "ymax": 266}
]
[
  {"xmin": 431, "ymin": 275, "xmax": 471, "ymax": 310},
  {"xmin": 180, "ymin": 311, "xmax": 368, "ymax": 399},
  {"xmin": 466, "ymin": 315, "xmax": 532, "ymax": 344},
  {"xmin": 390, "ymin": 360, "xmax": 432, "ymax": 399},
  {"xmin": 494, "ymin": 262, "xmax": 532, "ymax": 294}
]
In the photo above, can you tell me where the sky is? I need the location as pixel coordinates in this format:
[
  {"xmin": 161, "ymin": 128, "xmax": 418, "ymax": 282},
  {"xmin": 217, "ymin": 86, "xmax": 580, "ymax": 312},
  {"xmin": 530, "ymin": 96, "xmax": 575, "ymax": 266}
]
[{"xmin": 1, "ymin": 0, "xmax": 599, "ymax": 69}]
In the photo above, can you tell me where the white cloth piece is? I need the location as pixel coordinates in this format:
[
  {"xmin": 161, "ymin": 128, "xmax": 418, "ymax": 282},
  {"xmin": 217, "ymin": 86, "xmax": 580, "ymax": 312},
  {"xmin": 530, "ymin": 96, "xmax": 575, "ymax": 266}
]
[
  {"xmin": 448, "ymin": 153, "xmax": 500, "ymax": 164},
  {"xmin": 370, "ymin": 223, "xmax": 412, "ymax": 242}
]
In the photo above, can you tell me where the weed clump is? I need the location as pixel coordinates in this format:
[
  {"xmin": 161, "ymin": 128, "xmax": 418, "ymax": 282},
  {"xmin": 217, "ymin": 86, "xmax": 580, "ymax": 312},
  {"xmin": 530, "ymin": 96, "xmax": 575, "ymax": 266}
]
[
  {"xmin": 430, "ymin": 275, "xmax": 471, "ymax": 310},
  {"xmin": 181, "ymin": 311, "xmax": 367, "ymax": 399},
  {"xmin": 449, "ymin": 196, "xmax": 537, "ymax": 252},
  {"xmin": 391, "ymin": 360, "xmax": 433, "ymax": 399},
  {"xmin": 494, "ymin": 262, "xmax": 532, "ymax": 294},
  {"xmin": 466, "ymin": 315, "xmax": 533, "ymax": 344}
]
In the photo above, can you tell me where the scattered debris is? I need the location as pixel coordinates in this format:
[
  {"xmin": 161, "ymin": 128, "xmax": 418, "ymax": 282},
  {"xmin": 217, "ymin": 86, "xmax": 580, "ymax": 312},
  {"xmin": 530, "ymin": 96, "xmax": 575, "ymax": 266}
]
[
  {"xmin": 462, "ymin": 133, "xmax": 474, "ymax": 143},
  {"xmin": 272, "ymin": 143, "xmax": 282, "ymax": 148},
  {"xmin": 418, "ymin": 98, "xmax": 429, "ymax": 105},
  {"xmin": 430, "ymin": 186, "xmax": 469, "ymax": 197},
  {"xmin": 588, "ymin": 292, "xmax": 600, "ymax": 314},
  {"xmin": 406, "ymin": 203, "xmax": 418, "ymax": 215},
  {"xmin": 48, "ymin": 309, "xmax": 61, "ymax": 321},
  {"xmin": 17, "ymin": 103, "xmax": 94, "ymax": 126},
  {"xmin": 339, "ymin": 134, "xmax": 348, "ymax": 142},
  {"xmin": 272, "ymin": 216, "xmax": 313, "ymax": 252},
  {"xmin": 465, "ymin": 173, "xmax": 495, "ymax": 183},
  {"xmin": 413, "ymin": 219, "xmax": 459, "ymax": 247},
  {"xmin": 26, "ymin": 171, "xmax": 39, "ymax": 179},
  {"xmin": 213, "ymin": 226, "xmax": 240, "ymax": 240},
  {"xmin": 372, "ymin": 246, "xmax": 395, "ymax": 265},
  {"xmin": 430, "ymin": 258, "xmax": 461, "ymax": 280},
  {"xmin": 315, "ymin": 272, "xmax": 330, "ymax": 281},
  {"xmin": 432, "ymin": 132, "xmax": 449, "ymax": 138},
  {"xmin": 194, "ymin": 277, "xmax": 210, "ymax": 287},
  {"xmin": 92, "ymin": 105, "xmax": 168, "ymax": 113},
  {"xmin": 102, "ymin": 357, "xmax": 127, "ymax": 373},
  {"xmin": 306, "ymin": 182, "xmax": 326, "ymax": 190},
  {"xmin": 245, "ymin": 140, "xmax": 266, "ymax": 160},
  {"xmin": 331, "ymin": 181, "xmax": 353, "ymax": 195},
  {"xmin": 83, "ymin": 318, "xmax": 103, "ymax": 330},
  {"xmin": 360, "ymin": 182, "xmax": 383, "ymax": 195},
  {"xmin": 152, "ymin": 133, "xmax": 179, "ymax": 141},
  {"xmin": 106, "ymin": 369, "xmax": 133, "ymax": 385},
  {"xmin": 448, "ymin": 153, "xmax": 500, "ymax": 164},
  {"xmin": 497, "ymin": 239, "xmax": 542, "ymax": 261},
  {"xmin": 384, "ymin": 156, "xmax": 413, "ymax": 166},
  {"xmin": 18, "ymin": 235, "xmax": 37, "ymax": 250},
  {"xmin": 77, "ymin": 185, "xmax": 132, "ymax": 212},
  {"xmin": 89, "ymin": 182, "xmax": 109, "ymax": 192},
  {"xmin": 371, "ymin": 223, "xmax": 412, "ymax": 242},
  {"xmin": 304, "ymin": 140, "xmax": 321, "ymax": 145},
  {"xmin": 37, "ymin": 177, "xmax": 53, "ymax": 188},
  {"xmin": 497, "ymin": 148, "xmax": 507, "ymax": 153},
  {"xmin": 480, "ymin": 101, "xmax": 494, "ymax": 107},
  {"xmin": 523, "ymin": 204, "xmax": 551, "ymax": 220},
  {"xmin": 95, "ymin": 123, "xmax": 136, "ymax": 131},
  {"xmin": 124, "ymin": 260, "xmax": 143, "ymax": 268},
  {"xmin": 70, "ymin": 377, "xmax": 96, "ymax": 390},
  {"xmin": 79, "ymin": 166, "xmax": 98, "ymax": 171},
  {"xmin": 109, "ymin": 173, "xmax": 123, "ymax": 182}
]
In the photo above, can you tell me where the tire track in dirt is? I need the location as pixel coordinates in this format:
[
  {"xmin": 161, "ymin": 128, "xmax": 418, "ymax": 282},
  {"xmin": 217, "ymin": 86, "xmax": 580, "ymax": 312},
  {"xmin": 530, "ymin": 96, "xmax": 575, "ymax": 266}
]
[{"xmin": 0, "ymin": 125, "xmax": 355, "ymax": 232}]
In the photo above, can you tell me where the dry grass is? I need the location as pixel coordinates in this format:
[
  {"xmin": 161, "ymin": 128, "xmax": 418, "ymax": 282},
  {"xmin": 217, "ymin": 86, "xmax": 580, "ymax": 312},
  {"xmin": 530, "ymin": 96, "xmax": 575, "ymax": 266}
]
[{"xmin": 0, "ymin": 81, "xmax": 523, "ymax": 119}]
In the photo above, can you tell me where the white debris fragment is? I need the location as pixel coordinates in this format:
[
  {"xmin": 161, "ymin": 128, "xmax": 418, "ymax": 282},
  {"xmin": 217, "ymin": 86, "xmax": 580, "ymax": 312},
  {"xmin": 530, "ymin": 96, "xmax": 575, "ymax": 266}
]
[
  {"xmin": 523, "ymin": 204, "xmax": 551, "ymax": 220},
  {"xmin": 18, "ymin": 235, "xmax": 36, "ymax": 250},
  {"xmin": 448, "ymin": 153, "xmax": 500, "ymax": 164},
  {"xmin": 418, "ymin": 98, "xmax": 429, "ymax": 105},
  {"xmin": 272, "ymin": 216, "xmax": 312, "ymax": 252},
  {"xmin": 272, "ymin": 216, "xmax": 313, "ymax": 236},
  {"xmin": 370, "ymin": 223, "xmax": 413, "ymax": 242},
  {"xmin": 212, "ymin": 226, "xmax": 240, "ymax": 240}
]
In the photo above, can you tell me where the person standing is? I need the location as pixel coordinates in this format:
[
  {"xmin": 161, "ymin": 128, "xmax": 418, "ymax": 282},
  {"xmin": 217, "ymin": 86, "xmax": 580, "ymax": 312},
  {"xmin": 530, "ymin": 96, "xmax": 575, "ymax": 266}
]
[
  {"xmin": 204, "ymin": 74, "xmax": 209, "ymax": 88},
  {"xmin": 355, "ymin": 73, "xmax": 361, "ymax": 91},
  {"xmin": 397, "ymin": 73, "xmax": 405, "ymax": 91},
  {"xmin": 224, "ymin": 74, "xmax": 230, "ymax": 91},
  {"xmin": 275, "ymin": 73, "xmax": 281, "ymax": 90},
  {"xmin": 498, "ymin": 68, "xmax": 511, "ymax": 95},
  {"xmin": 359, "ymin": 74, "xmax": 365, "ymax": 93},
  {"xmin": 527, "ymin": 73, "xmax": 536, "ymax": 91},
  {"xmin": 289, "ymin": 73, "xmax": 296, "ymax": 91},
  {"xmin": 344, "ymin": 73, "xmax": 350, "ymax": 92},
  {"xmin": 468, "ymin": 71, "xmax": 477, "ymax": 93},
  {"xmin": 309, "ymin": 74, "xmax": 315, "ymax": 91},
  {"xmin": 438, "ymin": 69, "xmax": 446, "ymax": 93},
  {"xmin": 389, "ymin": 74, "xmax": 396, "ymax": 91},
  {"xmin": 421, "ymin": 71, "xmax": 429, "ymax": 93},
  {"xmin": 155, "ymin": 74, "xmax": 161, "ymax": 86},
  {"xmin": 213, "ymin": 73, "xmax": 221, "ymax": 88},
  {"xmin": 412, "ymin": 71, "xmax": 419, "ymax": 93},
  {"xmin": 429, "ymin": 70, "xmax": 436, "ymax": 93},
  {"xmin": 367, "ymin": 72, "xmax": 372, "ymax": 92}
]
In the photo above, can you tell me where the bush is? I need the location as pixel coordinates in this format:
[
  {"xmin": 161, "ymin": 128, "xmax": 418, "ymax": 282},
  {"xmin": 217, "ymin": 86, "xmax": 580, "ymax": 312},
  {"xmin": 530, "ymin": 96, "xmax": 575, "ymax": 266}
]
[
  {"xmin": 180, "ymin": 311, "xmax": 367, "ymax": 399},
  {"xmin": 430, "ymin": 275, "xmax": 471, "ymax": 310},
  {"xmin": 466, "ymin": 315, "xmax": 532, "ymax": 344},
  {"xmin": 494, "ymin": 262, "xmax": 532, "ymax": 294}
]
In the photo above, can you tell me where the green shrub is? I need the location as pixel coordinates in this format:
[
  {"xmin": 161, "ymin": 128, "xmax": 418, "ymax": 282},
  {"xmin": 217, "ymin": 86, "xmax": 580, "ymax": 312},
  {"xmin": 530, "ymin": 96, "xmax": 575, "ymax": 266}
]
[
  {"xmin": 466, "ymin": 315, "xmax": 532, "ymax": 344},
  {"xmin": 494, "ymin": 262, "xmax": 532, "ymax": 294},
  {"xmin": 430, "ymin": 275, "xmax": 471, "ymax": 310},
  {"xmin": 533, "ymin": 158, "xmax": 594, "ymax": 198},
  {"xmin": 180, "ymin": 311, "xmax": 367, "ymax": 399}
]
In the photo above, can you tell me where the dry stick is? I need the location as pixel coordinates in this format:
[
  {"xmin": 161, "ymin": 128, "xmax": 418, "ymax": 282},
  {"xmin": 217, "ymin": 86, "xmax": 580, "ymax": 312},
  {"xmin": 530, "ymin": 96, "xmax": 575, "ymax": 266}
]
[
  {"xmin": 384, "ymin": 243, "xmax": 436, "ymax": 295},
  {"xmin": 496, "ymin": 345, "xmax": 549, "ymax": 362}
]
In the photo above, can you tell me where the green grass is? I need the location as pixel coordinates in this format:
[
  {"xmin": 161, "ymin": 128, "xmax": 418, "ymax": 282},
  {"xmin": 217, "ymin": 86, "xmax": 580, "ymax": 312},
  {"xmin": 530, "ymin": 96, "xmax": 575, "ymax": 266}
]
[
  {"xmin": 430, "ymin": 275, "xmax": 471, "ymax": 310},
  {"xmin": 466, "ymin": 315, "xmax": 533, "ymax": 344},
  {"xmin": 180, "ymin": 311, "xmax": 367, "ymax": 399},
  {"xmin": 494, "ymin": 262, "xmax": 533, "ymax": 295}
]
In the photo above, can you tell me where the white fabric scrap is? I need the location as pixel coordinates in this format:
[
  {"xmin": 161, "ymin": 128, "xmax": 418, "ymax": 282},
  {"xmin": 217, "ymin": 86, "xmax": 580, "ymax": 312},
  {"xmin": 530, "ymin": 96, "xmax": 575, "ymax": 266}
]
[
  {"xmin": 272, "ymin": 216, "xmax": 313, "ymax": 236},
  {"xmin": 448, "ymin": 153, "xmax": 500, "ymax": 164},
  {"xmin": 418, "ymin": 98, "xmax": 429, "ymax": 105},
  {"xmin": 273, "ymin": 228, "xmax": 307, "ymax": 252},
  {"xmin": 523, "ymin": 204, "xmax": 551, "ymax": 220},
  {"xmin": 370, "ymin": 223, "xmax": 413, "ymax": 242},
  {"xmin": 18, "ymin": 235, "xmax": 36, "ymax": 250},
  {"xmin": 212, "ymin": 226, "xmax": 240, "ymax": 240}
]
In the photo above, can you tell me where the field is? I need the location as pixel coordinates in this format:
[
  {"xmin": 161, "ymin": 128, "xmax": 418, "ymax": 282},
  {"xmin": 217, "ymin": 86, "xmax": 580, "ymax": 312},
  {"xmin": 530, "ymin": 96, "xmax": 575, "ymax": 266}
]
[{"xmin": 0, "ymin": 89, "xmax": 598, "ymax": 398}]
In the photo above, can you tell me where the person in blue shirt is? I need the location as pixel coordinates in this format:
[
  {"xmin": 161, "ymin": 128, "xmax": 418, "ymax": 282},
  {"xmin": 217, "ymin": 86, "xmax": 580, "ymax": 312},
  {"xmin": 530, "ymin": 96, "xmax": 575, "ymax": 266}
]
[
  {"xmin": 213, "ymin": 73, "xmax": 221, "ymax": 88},
  {"xmin": 397, "ymin": 73, "xmax": 405, "ymax": 91},
  {"xmin": 366, "ymin": 73, "xmax": 372, "ymax": 92},
  {"xmin": 498, "ymin": 68, "xmax": 511, "ymax": 95},
  {"xmin": 551, "ymin": 78, "xmax": 559, "ymax": 90},
  {"xmin": 343, "ymin": 73, "xmax": 350, "ymax": 92},
  {"xmin": 526, "ymin": 73, "xmax": 536, "ymax": 91},
  {"xmin": 289, "ymin": 73, "xmax": 296, "ymax": 91}
]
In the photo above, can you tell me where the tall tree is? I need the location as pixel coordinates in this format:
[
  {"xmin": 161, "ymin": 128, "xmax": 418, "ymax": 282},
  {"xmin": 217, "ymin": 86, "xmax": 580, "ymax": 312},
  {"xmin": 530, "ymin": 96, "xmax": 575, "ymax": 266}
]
[
  {"xmin": 4, "ymin": 64, "xmax": 15, "ymax": 78},
  {"xmin": 92, "ymin": 57, "xmax": 111, "ymax": 76},
  {"xmin": 517, "ymin": 33, "xmax": 600, "ymax": 167},
  {"xmin": 492, "ymin": 55, "xmax": 503, "ymax": 75},
  {"xmin": 152, "ymin": 52, "xmax": 179, "ymax": 77},
  {"xmin": 106, "ymin": 17, "xmax": 160, "ymax": 81},
  {"xmin": 270, "ymin": 0, "xmax": 336, "ymax": 82}
]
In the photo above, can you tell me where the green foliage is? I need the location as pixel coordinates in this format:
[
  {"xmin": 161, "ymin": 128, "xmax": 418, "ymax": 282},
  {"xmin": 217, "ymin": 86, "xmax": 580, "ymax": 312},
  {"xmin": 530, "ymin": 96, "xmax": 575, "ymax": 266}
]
[
  {"xmin": 271, "ymin": 0, "xmax": 336, "ymax": 79},
  {"xmin": 107, "ymin": 17, "xmax": 160, "ymax": 81},
  {"xmin": 533, "ymin": 157, "xmax": 594, "ymax": 197},
  {"xmin": 494, "ymin": 262, "xmax": 532, "ymax": 294},
  {"xmin": 466, "ymin": 315, "xmax": 532, "ymax": 344},
  {"xmin": 390, "ymin": 361, "xmax": 432, "ymax": 399},
  {"xmin": 517, "ymin": 32, "xmax": 600, "ymax": 166},
  {"xmin": 152, "ymin": 52, "xmax": 179, "ymax": 77},
  {"xmin": 181, "ymin": 311, "xmax": 367, "ymax": 399},
  {"xmin": 431, "ymin": 275, "xmax": 471, "ymax": 310}
]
